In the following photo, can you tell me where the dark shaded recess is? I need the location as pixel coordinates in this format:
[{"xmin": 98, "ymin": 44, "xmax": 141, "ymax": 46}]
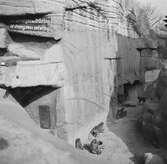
[
  {"xmin": 0, "ymin": 13, "xmax": 50, "ymax": 24},
  {"xmin": 8, "ymin": 32, "xmax": 61, "ymax": 43},
  {"xmin": 130, "ymin": 153, "xmax": 145, "ymax": 164},
  {"xmin": 136, "ymin": 47, "xmax": 157, "ymax": 58},
  {"xmin": 0, "ymin": 85, "xmax": 59, "ymax": 107},
  {"xmin": 157, "ymin": 46, "xmax": 167, "ymax": 59},
  {"xmin": 118, "ymin": 80, "xmax": 142, "ymax": 104},
  {"xmin": 65, "ymin": 6, "xmax": 87, "ymax": 11},
  {"xmin": 0, "ymin": 48, "xmax": 7, "ymax": 56},
  {"xmin": 0, "ymin": 137, "xmax": 9, "ymax": 150}
]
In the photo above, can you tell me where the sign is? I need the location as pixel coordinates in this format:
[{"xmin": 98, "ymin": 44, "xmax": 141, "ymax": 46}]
[
  {"xmin": 145, "ymin": 69, "xmax": 160, "ymax": 82},
  {"xmin": 39, "ymin": 105, "xmax": 51, "ymax": 129},
  {"xmin": 7, "ymin": 15, "xmax": 53, "ymax": 37}
]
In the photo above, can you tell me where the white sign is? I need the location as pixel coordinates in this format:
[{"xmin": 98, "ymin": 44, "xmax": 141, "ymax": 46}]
[{"xmin": 145, "ymin": 69, "xmax": 160, "ymax": 82}]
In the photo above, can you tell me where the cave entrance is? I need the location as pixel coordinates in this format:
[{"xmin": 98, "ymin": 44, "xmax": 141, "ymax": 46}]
[{"xmin": 117, "ymin": 80, "xmax": 144, "ymax": 105}]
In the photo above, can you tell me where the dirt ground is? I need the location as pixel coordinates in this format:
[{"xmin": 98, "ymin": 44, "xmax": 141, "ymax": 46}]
[
  {"xmin": 107, "ymin": 104, "xmax": 160, "ymax": 155},
  {"xmin": 79, "ymin": 105, "xmax": 150, "ymax": 163}
]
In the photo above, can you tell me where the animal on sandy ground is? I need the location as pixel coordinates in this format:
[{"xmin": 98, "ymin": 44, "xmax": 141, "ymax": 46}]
[
  {"xmin": 90, "ymin": 122, "xmax": 104, "ymax": 137},
  {"xmin": 116, "ymin": 107, "xmax": 127, "ymax": 119},
  {"xmin": 83, "ymin": 139, "xmax": 103, "ymax": 155}
]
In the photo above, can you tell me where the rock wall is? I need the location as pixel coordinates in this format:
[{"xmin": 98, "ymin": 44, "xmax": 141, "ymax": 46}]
[
  {"xmin": 55, "ymin": 0, "xmax": 145, "ymax": 144},
  {"xmin": 0, "ymin": 0, "xmax": 145, "ymax": 145},
  {"xmin": 0, "ymin": 0, "xmax": 65, "ymax": 15},
  {"xmin": 61, "ymin": 29, "xmax": 117, "ymax": 143},
  {"xmin": 116, "ymin": 34, "xmax": 144, "ymax": 85}
]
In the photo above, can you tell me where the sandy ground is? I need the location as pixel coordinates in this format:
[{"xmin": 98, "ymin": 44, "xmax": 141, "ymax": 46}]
[
  {"xmin": 80, "ymin": 104, "xmax": 159, "ymax": 164},
  {"xmin": 77, "ymin": 105, "xmax": 148, "ymax": 163},
  {"xmin": 107, "ymin": 104, "xmax": 159, "ymax": 155}
]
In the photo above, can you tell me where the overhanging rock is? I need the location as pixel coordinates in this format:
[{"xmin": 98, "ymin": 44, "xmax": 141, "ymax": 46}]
[
  {"xmin": 1, "ymin": 60, "xmax": 65, "ymax": 88},
  {"xmin": 2, "ymin": 14, "xmax": 63, "ymax": 39},
  {"xmin": 0, "ymin": 0, "xmax": 65, "ymax": 15},
  {"xmin": 0, "ymin": 0, "xmax": 65, "ymax": 39}
]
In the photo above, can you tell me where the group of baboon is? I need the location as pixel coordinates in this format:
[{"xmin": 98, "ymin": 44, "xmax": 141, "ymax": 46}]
[{"xmin": 75, "ymin": 122, "xmax": 104, "ymax": 155}]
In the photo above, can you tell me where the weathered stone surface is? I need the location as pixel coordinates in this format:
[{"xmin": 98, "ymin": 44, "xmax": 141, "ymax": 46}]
[
  {"xmin": 0, "ymin": 42, "xmax": 65, "ymax": 88},
  {"xmin": 0, "ymin": 24, "xmax": 11, "ymax": 48},
  {"xmin": 0, "ymin": 98, "xmax": 109, "ymax": 164},
  {"xmin": 0, "ymin": 0, "xmax": 64, "ymax": 15},
  {"xmin": 8, "ymin": 42, "xmax": 40, "ymax": 59}
]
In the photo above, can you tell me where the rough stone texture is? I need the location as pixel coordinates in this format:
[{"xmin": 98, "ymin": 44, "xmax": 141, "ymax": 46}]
[
  {"xmin": 0, "ymin": 42, "xmax": 65, "ymax": 88},
  {"xmin": 62, "ymin": 29, "xmax": 117, "ymax": 144},
  {"xmin": 0, "ymin": 0, "xmax": 65, "ymax": 15},
  {"xmin": 0, "ymin": 97, "xmax": 111, "ymax": 164},
  {"xmin": 116, "ymin": 34, "xmax": 144, "ymax": 85},
  {"xmin": 25, "ymin": 88, "xmax": 66, "ymax": 139},
  {"xmin": 56, "ymin": 0, "xmax": 144, "ymax": 144},
  {"xmin": 0, "ymin": 0, "xmax": 144, "ymax": 147},
  {"xmin": 0, "ymin": 2, "xmax": 64, "ymax": 39},
  {"xmin": 8, "ymin": 42, "xmax": 41, "ymax": 59},
  {"xmin": 0, "ymin": 24, "xmax": 11, "ymax": 48}
]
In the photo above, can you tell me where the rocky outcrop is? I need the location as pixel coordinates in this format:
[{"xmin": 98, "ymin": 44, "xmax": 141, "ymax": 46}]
[{"xmin": 0, "ymin": 0, "xmax": 64, "ymax": 15}]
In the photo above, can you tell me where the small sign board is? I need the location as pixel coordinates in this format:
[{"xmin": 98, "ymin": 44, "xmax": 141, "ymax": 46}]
[
  {"xmin": 7, "ymin": 15, "xmax": 53, "ymax": 37},
  {"xmin": 145, "ymin": 69, "xmax": 160, "ymax": 82},
  {"xmin": 39, "ymin": 105, "xmax": 51, "ymax": 129}
]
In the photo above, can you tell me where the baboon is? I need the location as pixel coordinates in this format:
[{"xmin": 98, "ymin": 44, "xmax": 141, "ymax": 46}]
[
  {"xmin": 83, "ymin": 139, "xmax": 103, "ymax": 155},
  {"xmin": 75, "ymin": 138, "xmax": 83, "ymax": 150},
  {"xmin": 90, "ymin": 122, "xmax": 104, "ymax": 137},
  {"xmin": 138, "ymin": 96, "xmax": 146, "ymax": 105},
  {"xmin": 116, "ymin": 107, "xmax": 127, "ymax": 119}
]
